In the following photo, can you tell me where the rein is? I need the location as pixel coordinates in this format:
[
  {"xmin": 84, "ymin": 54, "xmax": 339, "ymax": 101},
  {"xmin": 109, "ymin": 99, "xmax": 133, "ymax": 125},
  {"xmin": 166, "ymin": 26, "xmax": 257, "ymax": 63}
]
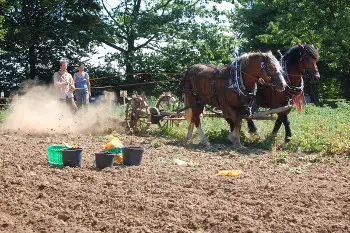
[
  {"xmin": 230, "ymin": 56, "xmax": 280, "ymax": 96},
  {"xmin": 280, "ymin": 55, "xmax": 304, "ymax": 94}
]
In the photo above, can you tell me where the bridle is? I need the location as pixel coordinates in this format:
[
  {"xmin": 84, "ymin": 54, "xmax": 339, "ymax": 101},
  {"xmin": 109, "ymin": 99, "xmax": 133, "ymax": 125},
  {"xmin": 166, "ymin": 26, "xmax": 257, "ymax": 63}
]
[
  {"xmin": 230, "ymin": 55, "xmax": 283, "ymax": 97},
  {"xmin": 280, "ymin": 55, "xmax": 304, "ymax": 93},
  {"xmin": 256, "ymin": 58, "xmax": 283, "ymax": 89},
  {"xmin": 278, "ymin": 49, "xmax": 318, "ymax": 94},
  {"xmin": 299, "ymin": 51, "xmax": 319, "ymax": 82}
]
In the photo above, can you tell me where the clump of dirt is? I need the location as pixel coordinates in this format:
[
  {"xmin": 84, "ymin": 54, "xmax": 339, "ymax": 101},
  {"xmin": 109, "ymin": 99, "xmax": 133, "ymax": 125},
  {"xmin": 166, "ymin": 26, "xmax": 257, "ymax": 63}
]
[{"xmin": 3, "ymin": 85, "xmax": 124, "ymax": 135}]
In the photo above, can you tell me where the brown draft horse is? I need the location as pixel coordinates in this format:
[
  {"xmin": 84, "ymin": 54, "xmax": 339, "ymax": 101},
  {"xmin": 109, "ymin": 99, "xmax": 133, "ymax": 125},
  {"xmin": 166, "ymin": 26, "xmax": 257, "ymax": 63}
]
[
  {"xmin": 183, "ymin": 51, "xmax": 286, "ymax": 148},
  {"xmin": 226, "ymin": 44, "xmax": 320, "ymax": 142}
]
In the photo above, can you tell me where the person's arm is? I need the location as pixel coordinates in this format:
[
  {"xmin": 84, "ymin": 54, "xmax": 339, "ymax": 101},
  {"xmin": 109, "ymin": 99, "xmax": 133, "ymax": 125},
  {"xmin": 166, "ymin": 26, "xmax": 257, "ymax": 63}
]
[
  {"xmin": 69, "ymin": 74, "xmax": 75, "ymax": 91},
  {"xmin": 53, "ymin": 72, "xmax": 68, "ymax": 87}
]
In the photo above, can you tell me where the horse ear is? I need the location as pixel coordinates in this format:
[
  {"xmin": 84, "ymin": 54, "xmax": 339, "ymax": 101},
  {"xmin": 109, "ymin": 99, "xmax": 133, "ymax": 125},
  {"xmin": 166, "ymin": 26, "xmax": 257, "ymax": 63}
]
[{"xmin": 298, "ymin": 43, "xmax": 304, "ymax": 50}]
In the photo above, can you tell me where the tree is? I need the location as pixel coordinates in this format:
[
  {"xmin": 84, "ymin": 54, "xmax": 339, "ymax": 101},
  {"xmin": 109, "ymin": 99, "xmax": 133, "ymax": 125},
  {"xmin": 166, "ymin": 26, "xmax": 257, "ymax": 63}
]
[
  {"xmin": 98, "ymin": 0, "xmax": 233, "ymax": 77},
  {"xmin": 0, "ymin": 0, "xmax": 102, "ymax": 92},
  {"xmin": 94, "ymin": 0, "xmax": 239, "ymax": 97},
  {"xmin": 131, "ymin": 23, "xmax": 238, "ymax": 97},
  {"xmin": 0, "ymin": 0, "xmax": 9, "ymax": 55},
  {"xmin": 0, "ymin": 0, "xmax": 6, "ymax": 41},
  {"xmin": 231, "ymin": 0, "xmax": 350, "ymax": 99}
]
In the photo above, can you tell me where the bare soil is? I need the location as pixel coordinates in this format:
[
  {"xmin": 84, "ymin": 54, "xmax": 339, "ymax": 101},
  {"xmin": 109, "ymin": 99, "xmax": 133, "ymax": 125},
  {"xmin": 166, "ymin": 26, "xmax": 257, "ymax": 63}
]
[{"xmin": 0, "ymin": 130, "xmax": 349, "ymax": 233}]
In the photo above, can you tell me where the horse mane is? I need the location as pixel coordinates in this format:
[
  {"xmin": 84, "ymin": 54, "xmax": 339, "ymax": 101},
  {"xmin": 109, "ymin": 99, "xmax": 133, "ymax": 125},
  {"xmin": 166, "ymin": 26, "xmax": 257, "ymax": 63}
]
[
  {"xmin": 285, "ymin": 44, "xmax": 320, "ymax": 65},
  {"xmin": 203, "ymin": 64, "xmax": 219, "ymax": 69},
  {"xmin": 263, "ymin": 52, "xmax": 284, "ymax": 75},
  {"xmin": 239, "ymin": 52, "xmax": 284, "ymax": 75},
  {"xmin": 239, "ymin": 52, "xmax": 257, "ymax": 69},
  {"xmin": 304, "ymin": 44, "xmax": 320, "ymax": 60},
  {"xmin": 284, "ymin": 47, "xmax": 301, "ymax": 65}
]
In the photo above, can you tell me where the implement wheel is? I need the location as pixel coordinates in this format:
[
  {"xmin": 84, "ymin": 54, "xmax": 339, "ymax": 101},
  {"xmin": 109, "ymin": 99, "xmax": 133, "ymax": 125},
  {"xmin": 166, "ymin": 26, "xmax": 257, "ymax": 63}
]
[
  {"xmin": 125, "ymin": 96, "xmax": 151, "ymax": 134},
  {"xmin": 156, "ymin": 94, "xmax": 184, "ymax": 129}
]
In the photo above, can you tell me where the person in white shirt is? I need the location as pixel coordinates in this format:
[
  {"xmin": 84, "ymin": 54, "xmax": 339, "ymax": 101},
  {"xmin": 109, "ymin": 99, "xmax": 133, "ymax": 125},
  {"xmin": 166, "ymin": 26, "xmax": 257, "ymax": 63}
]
[{"xmin": 53, "ymin": 58, "xmax": 78, "ymax": 112}]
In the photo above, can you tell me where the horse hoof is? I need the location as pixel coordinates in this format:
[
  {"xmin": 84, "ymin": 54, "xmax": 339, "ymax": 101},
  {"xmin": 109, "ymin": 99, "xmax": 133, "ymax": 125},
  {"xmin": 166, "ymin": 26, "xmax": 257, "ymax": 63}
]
[
  {"xmin": 227, "ymin": 134, "xmax": 235, "ymax": 144},
  {"xmin": 231, "ymin": 141, "xmax": 245, "ymax": 150},
  {"xmin": 204, "ymin": 143, "xmax": 212, "ymax": 150},
  {"xmin": 249, "ymin": 132, "xmax": 259, "ymax": 139},
  {"xmin": 182, "ymin": 139, "xmax": 190, "ymax": 145},
  {"xmin": 200, "ymin": 139, "xmax": 211, "ymax": 148}
]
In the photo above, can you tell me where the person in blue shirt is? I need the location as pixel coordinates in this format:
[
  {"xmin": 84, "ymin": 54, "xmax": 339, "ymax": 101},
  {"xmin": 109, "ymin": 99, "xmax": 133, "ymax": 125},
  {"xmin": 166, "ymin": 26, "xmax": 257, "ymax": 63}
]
[{"xmin": 73, "ymin": 63, "xmax": 91, "ymax": 108}]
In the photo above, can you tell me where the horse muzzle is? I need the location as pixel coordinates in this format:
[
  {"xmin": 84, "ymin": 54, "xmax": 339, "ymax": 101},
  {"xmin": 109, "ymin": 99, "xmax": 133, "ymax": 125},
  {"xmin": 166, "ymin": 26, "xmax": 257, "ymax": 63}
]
[
  {"xmin": 304, "ymin": 68, "xmax": 320, "ymax": 83},
  {"xmin": 311, "ymin": 73, "xmax": 320, "ymax": 83},
  {"xmin": 274, "ymin": 73, "xmax": 287, "ymax": 92}
]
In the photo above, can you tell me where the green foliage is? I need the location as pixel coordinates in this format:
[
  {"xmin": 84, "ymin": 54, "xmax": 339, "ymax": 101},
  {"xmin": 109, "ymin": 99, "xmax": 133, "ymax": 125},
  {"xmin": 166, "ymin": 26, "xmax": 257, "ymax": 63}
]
[
  {"xmin": 240, "ymin": 159, "xmax": 248, "ymax": 169},
  {"xmin": 201, "ymin": 117, "xmax": 230, "ymax": 141},
  {"xmin": 146, "ymin": 101, "xmax": 350, "ymax": 155},
  {"xmin": 231, "ymin": 0, "xmax": 350, "ymax": 99},
  {"xmin": 0, "ymin": 0, "xmax": 102, "ymax": 91},
  {"xmin": 280, "ymin": 103, "xmax": 350, "ymax": 154},
  {"xmin": 274, "ymin": 153, "xmax": 288, "ymax": 164},
  {"xmin": 0, "ymin": 110, "xmax": 7, "ymax": 120},
  {"xmin": 99, "ymin": 0, "xmax": 238, "ymax": 96},
  {"xmin": 152, "ymin": 140, "xmax": 163, "ymax": 149},
  {"xmin": 153, "ymin": 124, "xmax": 187, "ymax": 140},
  {"xmin": 0, "ymin": 0, "xmax": 6, "ymax": 42}
]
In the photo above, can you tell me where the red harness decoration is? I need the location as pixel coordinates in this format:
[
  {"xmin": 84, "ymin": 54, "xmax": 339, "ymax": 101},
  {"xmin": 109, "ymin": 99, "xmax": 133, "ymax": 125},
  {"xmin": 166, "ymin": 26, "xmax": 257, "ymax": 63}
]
[{"xmin": 292, "ymin": 90, "xmax": 304, "ymax": 113}]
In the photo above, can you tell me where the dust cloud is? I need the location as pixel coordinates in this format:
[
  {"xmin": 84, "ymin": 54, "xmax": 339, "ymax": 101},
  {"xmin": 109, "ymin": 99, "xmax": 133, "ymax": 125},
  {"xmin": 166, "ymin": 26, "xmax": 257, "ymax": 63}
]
[{"xmin": 2, "ymin": 85, "xmax": 124, "ymax": 135}]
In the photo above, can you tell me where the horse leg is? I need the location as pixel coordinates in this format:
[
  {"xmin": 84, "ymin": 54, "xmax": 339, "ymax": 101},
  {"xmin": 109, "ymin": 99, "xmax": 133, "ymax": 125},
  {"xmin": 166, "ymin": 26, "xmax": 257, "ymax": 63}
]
[
  {"xmin": 272, "ymin": 114, "xmax": 284, "ymax": 135},
  {"xmin": 183, "ymin": 96, "xmax": 208, "ymax": 147},
  {"xmin": 196, "ymin": 123, "xmax": 211, "ymax": 148},
  {"xmin": 184, "ymin": 123, "xmax": 195, "ymax": 144},
  {"xmin": 226, "ymin": 118, "xmax": 236, "ymax": 143},
  {"xmin": 226, "ymin": 118, "xmax": 257, "ymax": 139},
  {"xmin": 225, "ymin": 118, "xmax": 235, "ymax": 132},
  {"xmin": 227, "ymin": 107, "xmax": 245, "ymax": 148},
  {"xmin": 281, "ymin": 114, "xmax": 292, "ymax": 142},
  {"xmin": 183, "ymin": 92, "xmax": 197, "ymax": 144},
  {"xmin": 191, "ymin": 107, "xmax": 210, "ymax": 147},
  {"xmin": 228, "ymin": 120, "xmax": 245, "ymax": 149},
  {"xmin": 247, "ymin": 119, "xmax": 258, "ymax": 134}
]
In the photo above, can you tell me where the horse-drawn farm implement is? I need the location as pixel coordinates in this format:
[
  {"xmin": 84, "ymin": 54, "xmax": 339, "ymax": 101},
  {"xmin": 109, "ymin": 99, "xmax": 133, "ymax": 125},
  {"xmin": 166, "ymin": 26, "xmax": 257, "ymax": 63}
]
[{"xmin": 124, "ymin": 92, "xmax": 292, "ymax": 134}]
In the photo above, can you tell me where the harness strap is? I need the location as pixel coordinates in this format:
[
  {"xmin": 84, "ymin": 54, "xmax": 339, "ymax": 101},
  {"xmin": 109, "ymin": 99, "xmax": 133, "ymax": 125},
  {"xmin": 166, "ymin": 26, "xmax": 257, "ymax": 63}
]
[
  {"xmin": 229, "ymin": 60, "xmax": 256, "ymax": 97},
  {"xmin": 281, "ymin": 52, "xmax": 304, "ymax": 95}
]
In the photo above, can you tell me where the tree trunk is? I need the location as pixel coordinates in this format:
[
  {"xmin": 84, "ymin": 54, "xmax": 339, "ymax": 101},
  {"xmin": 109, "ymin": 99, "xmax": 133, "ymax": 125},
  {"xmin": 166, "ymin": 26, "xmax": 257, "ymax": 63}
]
[
  {"xmin": 125, "ymin": 35, "xmax": 135, "ymax": 82},
  {"xmin": 28, "ymin": 45, "xmax": 37, "ymax": 80}
]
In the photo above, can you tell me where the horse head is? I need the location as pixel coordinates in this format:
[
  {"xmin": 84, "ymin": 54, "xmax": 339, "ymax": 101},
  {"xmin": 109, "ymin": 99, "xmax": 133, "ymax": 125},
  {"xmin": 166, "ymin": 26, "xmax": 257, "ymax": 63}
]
[
  {"xmin": 261, "ymin": 51, "xmax": 287, "ymax": 92},
  {"xmin": 241, "ymin": 52, "xmax": 286, "ymax": 92},
  {"xmin": 297, "ymin": 43, "xmax": 320, "ymax": 83}
]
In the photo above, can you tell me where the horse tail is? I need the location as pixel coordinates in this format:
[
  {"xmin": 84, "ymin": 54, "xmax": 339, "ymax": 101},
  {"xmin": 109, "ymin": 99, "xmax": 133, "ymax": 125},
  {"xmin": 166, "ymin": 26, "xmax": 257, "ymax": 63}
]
[
  {"xmin": 183, "ymin": 68, "xmax": 193, "ymax": 123},
  {"xmin": 184, "ymin": 92, "xmax": 193, "ymax": 123}
]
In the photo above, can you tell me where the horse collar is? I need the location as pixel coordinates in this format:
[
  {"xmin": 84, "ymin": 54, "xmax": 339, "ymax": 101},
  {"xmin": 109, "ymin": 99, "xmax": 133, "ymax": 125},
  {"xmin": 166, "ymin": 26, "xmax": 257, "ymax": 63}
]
[
  {"xmin": 229, "ymin": 60, "xmax": 256, "ymax": 97},
  {"xmin": 282, "ymin": 56, "xmax": 304, "ymax": 94}
]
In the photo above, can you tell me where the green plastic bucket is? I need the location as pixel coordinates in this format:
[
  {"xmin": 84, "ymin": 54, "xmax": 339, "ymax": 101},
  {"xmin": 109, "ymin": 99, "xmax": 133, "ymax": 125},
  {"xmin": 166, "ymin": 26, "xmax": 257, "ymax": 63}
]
[
  {"xmin": 47, "ymin": 145, "xmax": 68, "ymax": 166},
  {"xmin": 107, "ymin": 147, "xmax": 123, "ymax": 154}
]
